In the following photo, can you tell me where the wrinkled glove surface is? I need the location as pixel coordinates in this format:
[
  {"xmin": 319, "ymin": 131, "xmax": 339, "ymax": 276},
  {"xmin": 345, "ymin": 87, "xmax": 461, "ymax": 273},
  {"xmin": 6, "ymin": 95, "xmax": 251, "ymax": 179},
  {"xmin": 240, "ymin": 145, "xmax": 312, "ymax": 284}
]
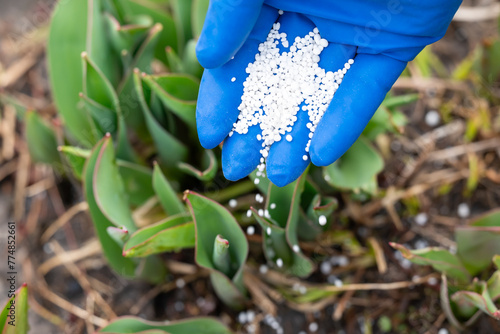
[{"xmin": 196, "ymin": 0, "xmax": 462, "ymax": 187}]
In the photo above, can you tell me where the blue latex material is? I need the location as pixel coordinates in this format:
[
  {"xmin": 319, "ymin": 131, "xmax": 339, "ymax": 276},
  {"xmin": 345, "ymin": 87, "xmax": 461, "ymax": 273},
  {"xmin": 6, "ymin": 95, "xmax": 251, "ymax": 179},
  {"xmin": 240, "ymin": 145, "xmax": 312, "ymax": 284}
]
[{"xmin": 196, "ymin": 0, "xmax": 462, "ymax": 186}]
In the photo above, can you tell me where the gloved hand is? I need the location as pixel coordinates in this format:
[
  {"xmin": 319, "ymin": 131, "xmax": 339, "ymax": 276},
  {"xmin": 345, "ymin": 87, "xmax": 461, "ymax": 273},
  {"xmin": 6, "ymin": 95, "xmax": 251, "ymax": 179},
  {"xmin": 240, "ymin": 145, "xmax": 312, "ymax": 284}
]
[{"xmin": 195, "ymin": 0, "xmax": 462, "ymax": 187}]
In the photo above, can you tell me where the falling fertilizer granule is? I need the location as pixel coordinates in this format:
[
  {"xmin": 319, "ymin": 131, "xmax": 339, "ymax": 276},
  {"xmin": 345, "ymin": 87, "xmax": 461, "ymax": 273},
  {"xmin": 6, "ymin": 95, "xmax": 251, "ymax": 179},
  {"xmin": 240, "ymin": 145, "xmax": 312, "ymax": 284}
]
[{"xmin": 229, "ymin": 14, "xmax": 353, "ymax": 181}]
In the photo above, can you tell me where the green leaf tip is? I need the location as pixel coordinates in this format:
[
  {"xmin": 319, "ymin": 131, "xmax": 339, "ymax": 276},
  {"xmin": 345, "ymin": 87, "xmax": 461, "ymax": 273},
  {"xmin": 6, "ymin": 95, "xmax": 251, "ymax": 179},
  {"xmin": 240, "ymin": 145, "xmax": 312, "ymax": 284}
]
[{"xmin": 213, "ymin": 235, "xmax": 231, "ymax": 276}]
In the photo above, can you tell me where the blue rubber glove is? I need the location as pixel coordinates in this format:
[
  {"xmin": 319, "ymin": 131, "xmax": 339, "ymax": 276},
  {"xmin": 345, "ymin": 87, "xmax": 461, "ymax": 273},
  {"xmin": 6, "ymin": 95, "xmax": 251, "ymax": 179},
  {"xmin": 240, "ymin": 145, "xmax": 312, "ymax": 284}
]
[{"xmin": 196, "ymin": 0, "xmax": 462, "ymax": 187}]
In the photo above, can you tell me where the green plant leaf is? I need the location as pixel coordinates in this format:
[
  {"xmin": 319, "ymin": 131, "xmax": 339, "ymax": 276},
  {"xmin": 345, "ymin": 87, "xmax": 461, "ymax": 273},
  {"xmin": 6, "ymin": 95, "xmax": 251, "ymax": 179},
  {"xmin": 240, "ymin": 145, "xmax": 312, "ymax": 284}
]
[
  {"xmin": 252, "ymin": 209, "xmax": 294, "ymax": 268},
  {"xmin": 104, "ymin": 13, "xmax": 152, "ymax": 54},
  {"xmin": 83, "ymin": 137, "xmax": 136, "ymax": 278},
  {"xmin": 124, "ymin": 213, "xmax": 194, "ymax": 257},
  {"xmin": 47, "ymin": 0, "xmax": 104, "ymax": 146},
  {"xmin": 118, "ymin": 160, "xmax": 155, "ymax": 207},
  {"xmin": 58, "ymin": 146, "xmax": 90, "ymax": 180},
  {"xmin": 152, "ymin": 164, "xmax": 185, "ymax": 215},
  {"xmin": 181, "ymin": 39, "xmax": 204, "ymax": 78},
  {"xmin": 79, "ymin": 93, "xmax": 117, "ymax": 135},
  {"xmin": 171, "ymin": 0, "xmax": 193, "ymax": 51},
  {"xmin": 390, "ymin": 243, "xmax": 470, "ymax": 283},
  {"xmin": 134, "ymin": 70, "xmax": 188, "ymax": 167},
  {"xmin": 487, "ymin": 270, "xmax": 500, "ymax": 301},
  {"xmin": 93, "ymin": 135, "xmax": 137, "ymax": 232},
  {"xmin": 451, "ymin": 281, "xmax": 500, "ymax": 320},
  {"xmin": 178, "ymin": 150, "xmax": 217, "ymax": 181},
  {"xmin": 298, "ymin": 194, "xmax": 338, "ymax": 241},
  {"xmin": 93, "ymin": 136, "xmax": 137, "ymax": 232},
  {"xmin": 25, "ymin": 111, "xmax": 60, "ymax": 165},
  {"xmin": 456, "ymin": 210, "xmax": 500, "ymax": 276},
  {"xmin": 381, "ymin": 93, "xmax": 419, "ymax": 109},
  {"xmin": 283, "ymin": 169, "xmax": 315, "ymax": 277},
  {"xmin": 265, "ymin": 178, "xmax": 296, "ymax": 229},
  {"xmin": 191, "ymin": 0, "xmax": 209, "ymax": 39},
  {"xmin": 249, "ymin": 169, "xmax": 270, "ymax": 194},
  {"xmin": 59, "ymin": 145, "xmax": 152, "ymax": 204},
  {"xmin": 107, "ymin": 226, "xmax": 130, "ymax": 245},
  {"xmin": 493, "ymin": 255, "xmax": 500, "ymax": 270},
  {"xmin": 253, "ymin": 169, "xmax": 314, "ymax": 277},
  {"xmin": 117, "ymin": 23, "xmax": 163, "ymax": 137},
  {"xmin": 323, "ymin": 136, "xmax": 383, "ymax": 192},
  {"xmin": 125, "ymin": 0, "xmax": 178, "ymax": 66},
  {"xmin": 0, "ymin": 283, "xmax": 29, "ymax": 334},
  {"xmin": 142, "ymin": 74, "xmax": 199, "ymax": 130},
  {"xmin": 82, "ymin": 52, "xmax": 120, "ymax": 111},
  {"xmin": 99, "ymin": 316, "xmax": 233, "ymax": 334},
  {"xmin": 185, "ymin": 191, "xmax": 248, "ymax": 309},
  {"xmin": 82, "ymin": 53, "xmax": 140, "ymax": 163}
]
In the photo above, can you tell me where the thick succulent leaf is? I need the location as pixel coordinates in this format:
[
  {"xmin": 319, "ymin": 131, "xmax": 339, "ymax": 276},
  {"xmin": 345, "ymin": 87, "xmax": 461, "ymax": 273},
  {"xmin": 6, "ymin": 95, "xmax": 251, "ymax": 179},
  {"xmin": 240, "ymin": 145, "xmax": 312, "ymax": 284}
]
[
  {"xmin": 323, "ymin": 136, "xmax": 383, "ymax": 192},
  {"xmin": 25, "ymin": 111, "xmax": 60, "ymax": 165},
  {"xmin": 117, "ymin": 160, "xmax": 155, "ymax": 207},
  {"xmin": 178, "ymin": 150, "xmax": 217, "ymax": 181},
  {"xmin": 79, "ymin": 93, "xmax": 117, "ymax": 135},
  {"xmin": 125, "ymin": 0, "xmax": 178, "ymax": 65},
  {"xmin": 152, "ymin": 164, "xmax": 185, "ymax": 215},
  {"xmin": 0, "ymin": 283, "xmax": 29, "ymax": 334},
  {"xmin": 134, "ymin": 70, "xmax": 188, "ymax": 167},
  {"xmin": 191, "ymin": 0, "xmax": 209, "ymax": 38},
  {"xmin": 124, "ymin": 214, "xmax": 194, "ymax": 257},
  {"xmin": 185, "ymin": 191, "xmax": 248, "ymax": 309},
  {"xmin": 142, "ymin": 74, "xmax": 199, "ymax": 129},
  {"xmin": 456, "ymin": 210, "xmax": 500, "ymax": 276},
  {"xmin": 390, "ymin": 243, "xmax": 470, "ymax": 283},
  {"xmin": 58, "ymin": 146, "xmax": 90, "ymax": 180},
  {"xmin": 93, "ymin": 136, "xmax": 136, "ymax": 231},
  {"xmin": 99, "ymin": 316, "xmax": 233, "ymax": 334},
  {"xmin": 451, "ymin": 281, "xmax": 500, "ymax": 320},
  {"xmin": 83, "ymin": 138, "xmax": 136, "ymax": 278},
  {"xmin": 48, "ymin": 0, "xmax": 113, "ymax": 146}
]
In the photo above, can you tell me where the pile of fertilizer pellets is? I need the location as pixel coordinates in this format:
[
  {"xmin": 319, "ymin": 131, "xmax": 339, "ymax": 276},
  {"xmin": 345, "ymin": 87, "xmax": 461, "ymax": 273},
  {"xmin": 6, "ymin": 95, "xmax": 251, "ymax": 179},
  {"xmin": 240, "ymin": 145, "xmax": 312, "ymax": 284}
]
[{"xmin": 229, "ymin": 12, "xmax": 353, "ymax": 184}]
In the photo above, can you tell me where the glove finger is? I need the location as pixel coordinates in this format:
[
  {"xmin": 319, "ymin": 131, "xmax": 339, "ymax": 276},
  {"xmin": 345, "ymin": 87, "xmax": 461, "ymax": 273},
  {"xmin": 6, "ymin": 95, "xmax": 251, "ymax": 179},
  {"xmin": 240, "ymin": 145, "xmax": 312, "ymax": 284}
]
[
  {"xmin": 196, "ymin": 0, "xmax": 268, "ymax": 69},
  {"xmin": 266, "ymin": 16, "xmax": 357, "ymax": 186},
  {"xmin": 196, "ymin": 6, "xmax": 279, "ymax": 149},
  {"xmin": 221, "ymin": 11, "xmax": 311, "ymax": 181},
  {"xmin": 309, "ymin": 53, "xmax": 407, "ymax": 166},
  {"xmin": 222, "ymin": 125, "xmax": 263, "ymax": 181}
]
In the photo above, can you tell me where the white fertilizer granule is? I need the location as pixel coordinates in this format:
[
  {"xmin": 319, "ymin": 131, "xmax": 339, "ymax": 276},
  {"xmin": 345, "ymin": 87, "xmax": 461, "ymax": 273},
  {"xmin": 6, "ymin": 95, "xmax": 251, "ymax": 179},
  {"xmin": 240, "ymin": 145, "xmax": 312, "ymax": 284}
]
[{"xmin": 230, "ymin": 18, "xmax": 353, "ymax": 181}]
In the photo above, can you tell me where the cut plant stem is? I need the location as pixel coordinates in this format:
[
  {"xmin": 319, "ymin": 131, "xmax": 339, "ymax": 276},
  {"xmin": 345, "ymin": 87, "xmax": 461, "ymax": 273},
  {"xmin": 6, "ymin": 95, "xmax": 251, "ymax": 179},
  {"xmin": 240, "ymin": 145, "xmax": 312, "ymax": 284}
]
[{"xmin": 213, "ymin": 234, "xmax": 232, "ymax": 276}]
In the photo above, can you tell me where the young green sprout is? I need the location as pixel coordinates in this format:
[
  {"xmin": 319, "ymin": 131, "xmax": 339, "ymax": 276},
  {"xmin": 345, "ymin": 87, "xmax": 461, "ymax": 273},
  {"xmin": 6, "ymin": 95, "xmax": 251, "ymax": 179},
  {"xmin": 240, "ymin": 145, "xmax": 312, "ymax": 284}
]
[{"xmin": 213, "ymin": 234, "xmax": 231, "ymax": 276}]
